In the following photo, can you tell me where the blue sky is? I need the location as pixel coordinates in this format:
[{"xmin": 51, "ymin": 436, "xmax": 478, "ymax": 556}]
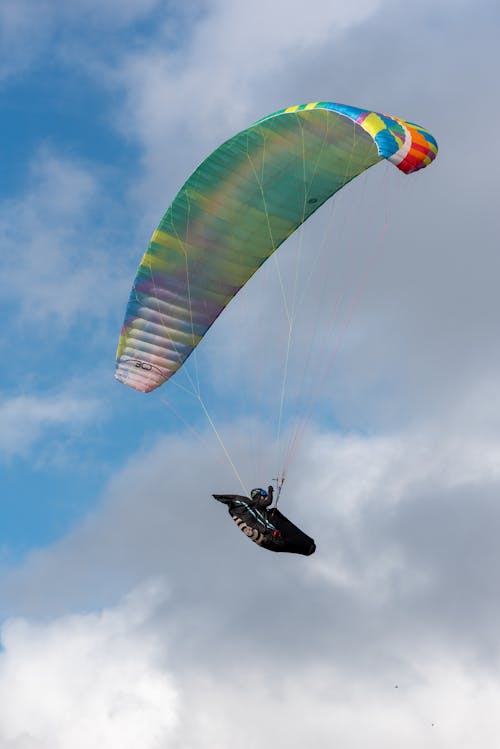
[
  {"xmin": 1, "ymin": 0, "xmax": 500, "ymax": 746},
  {"xmin": 1, "ymin": 8, "xmax": 166, "ymax": 553}
]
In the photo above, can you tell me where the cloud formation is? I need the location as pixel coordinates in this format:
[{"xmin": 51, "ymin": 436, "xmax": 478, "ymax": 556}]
[
  {"xmin": 0, "ymin": 581, "xmax": 178, "ymax": 749},
  {"xmin": 3, "ymin": 386, "xmax": 500, "ymax": 655},
  {"xmin": 2, "ymin": 407, "xmax": 500, "ymax": 746},
  {"xmin": 0, "ymin": 0, "xmax": 166, "ymax": 83},
  {"xmin": 0, "ymin": 149, "xmax": 130, "ymax": 330},
  {"xmin": 0, "ymin": 390, "xmax": 102, "ymax": 460}
]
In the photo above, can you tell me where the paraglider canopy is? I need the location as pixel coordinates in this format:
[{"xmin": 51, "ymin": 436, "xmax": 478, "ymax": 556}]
[{"xmin": 115, "ymin": 101, "xmax": 437, "ymax": 393}]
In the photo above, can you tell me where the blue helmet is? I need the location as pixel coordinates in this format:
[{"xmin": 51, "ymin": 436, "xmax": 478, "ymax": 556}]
[{"xmin": 251, "ymin": 488, "xmax": 267, "ymax": 500}]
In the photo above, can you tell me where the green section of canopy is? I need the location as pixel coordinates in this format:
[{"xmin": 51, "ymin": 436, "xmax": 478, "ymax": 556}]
[{"xmin": 116, "ymin": 107, "xmax": 388, "ymax": 392}]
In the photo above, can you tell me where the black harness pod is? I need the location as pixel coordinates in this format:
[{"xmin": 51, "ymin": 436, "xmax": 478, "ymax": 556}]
[{"xmin": 212, "ymin": 494, "xmax": 316, "ymax": 556}]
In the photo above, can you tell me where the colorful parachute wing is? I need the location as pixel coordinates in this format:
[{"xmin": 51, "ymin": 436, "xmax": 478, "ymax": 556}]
[{"xmin": 116, "ymin": 101, "xmax": 437, "ymax": 392}]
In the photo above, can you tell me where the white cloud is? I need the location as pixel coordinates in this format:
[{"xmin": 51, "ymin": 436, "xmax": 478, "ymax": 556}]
[
  {"xmin": 0, "ymin": 581, "xmax": 178, "ymax": 749},
  {"xmin": 0, "ymin": 1, "xmax": 53, "ymax": 82},
  {"xmin": 1, "ymin": 579, "xmax": 500, "ymax": 748},
  {"xmin": 1, "ymin": 381, "xmax": 500, "ymax": 744},
  {"xmin": 3, "ymin": 377, "xmax": 500, "ymax": 642},
  {"xmin": 0, "ymin": 149, "xmax": 129, "ymax": 329},
  {"xmin": 0, "ymin": 0, "xmax": 164, "ymax": 83},
  {"xmin": 0, "ymin": 390, "xmax": 101, "ymax": 459},
  {"xmin": 109, "ymin": 0, "xmax": 385, "ymax": 223},
  {"xmin": 176, "ymin": 657, "xmax": 500, "ymax": 749}
]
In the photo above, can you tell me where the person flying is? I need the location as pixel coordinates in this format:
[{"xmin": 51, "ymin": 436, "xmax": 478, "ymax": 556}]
[{"xmin": 212, "ymin": 485, "xmax": 316, "ymax": 556}]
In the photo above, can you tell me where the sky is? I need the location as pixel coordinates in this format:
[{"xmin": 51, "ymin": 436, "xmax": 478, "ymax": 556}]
[{"xmin": 1, "ymin": 0, "xmax": 500, "ymax": 746}]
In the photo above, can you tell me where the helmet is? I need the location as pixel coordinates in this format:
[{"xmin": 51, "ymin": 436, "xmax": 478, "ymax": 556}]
[{"xmin": 251, "ymin": 488, "xmax": 267, "ymax": 501}]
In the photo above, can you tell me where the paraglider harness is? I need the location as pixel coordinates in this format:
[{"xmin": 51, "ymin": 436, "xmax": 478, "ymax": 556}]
[{"xmin": 212, "ymin": 482, "xmax": 316, "ymax": 556}]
